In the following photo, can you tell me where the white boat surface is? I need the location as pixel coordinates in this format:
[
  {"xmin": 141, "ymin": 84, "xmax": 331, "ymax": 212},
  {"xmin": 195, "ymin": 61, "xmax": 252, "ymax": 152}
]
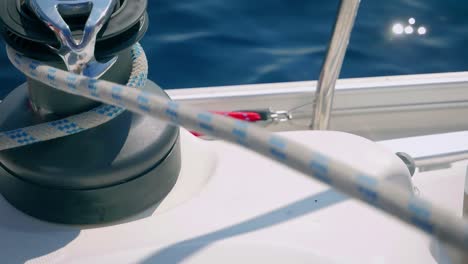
[{"xmin": 1, "ymin": 128, "xmax": 466, "ymax": 263}]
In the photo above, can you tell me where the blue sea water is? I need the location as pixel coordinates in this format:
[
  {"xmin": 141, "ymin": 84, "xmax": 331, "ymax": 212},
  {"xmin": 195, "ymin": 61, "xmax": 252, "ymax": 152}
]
[{"xmin": 1, "ymin": 0, "xmax": 467, "ymax": 99}]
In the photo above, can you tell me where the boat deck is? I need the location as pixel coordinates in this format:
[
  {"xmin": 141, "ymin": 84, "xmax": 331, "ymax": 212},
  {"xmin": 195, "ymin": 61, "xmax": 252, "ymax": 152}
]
[{"xmin": 1, "ymin": 129, "xmax": 465, "ymax": 263}]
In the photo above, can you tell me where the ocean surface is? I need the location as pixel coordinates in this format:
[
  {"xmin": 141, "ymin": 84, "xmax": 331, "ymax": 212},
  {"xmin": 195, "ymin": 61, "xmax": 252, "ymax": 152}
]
[{"xmin": 1, "ymin": 0, "xmax": 468, "ymax": 99}]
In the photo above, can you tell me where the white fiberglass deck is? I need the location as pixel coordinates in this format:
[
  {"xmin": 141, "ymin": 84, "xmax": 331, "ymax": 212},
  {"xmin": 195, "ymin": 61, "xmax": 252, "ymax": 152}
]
[{"xmin": 1, "ymin": 129, "xmax": 465, "ymax": 263}]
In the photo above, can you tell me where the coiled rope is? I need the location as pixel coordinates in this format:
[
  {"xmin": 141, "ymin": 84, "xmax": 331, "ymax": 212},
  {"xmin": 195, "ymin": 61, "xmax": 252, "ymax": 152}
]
[
  {"xmin": 2, "ymin": 44, "xmax": 468, "ymax": 252},
  {"xmin": 0, "ymin": 44, "xmax": 147, "ymax": 151}
]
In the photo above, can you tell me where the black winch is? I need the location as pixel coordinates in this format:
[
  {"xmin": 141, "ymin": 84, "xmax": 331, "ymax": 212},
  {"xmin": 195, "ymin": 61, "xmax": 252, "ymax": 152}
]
[{"xmin": 0, "ymin": 0, "xmax": 182, "ymax": 225}]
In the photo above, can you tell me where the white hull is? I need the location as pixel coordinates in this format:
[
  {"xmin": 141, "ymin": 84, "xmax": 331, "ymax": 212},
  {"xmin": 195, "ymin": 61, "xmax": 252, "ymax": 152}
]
[{"xmin": 168, "ymin": 71, "xmax": 468, "ymax": 140}]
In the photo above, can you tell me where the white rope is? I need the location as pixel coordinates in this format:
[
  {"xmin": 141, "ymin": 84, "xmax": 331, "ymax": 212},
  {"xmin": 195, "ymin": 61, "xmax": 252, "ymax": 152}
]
[
  {"xmin": 0, "ymin": 44, "xmax": 147, "ymax": 151},
  {"xmin": 4, "ymin": 45, "xmax": 468, "ymax": 252}
]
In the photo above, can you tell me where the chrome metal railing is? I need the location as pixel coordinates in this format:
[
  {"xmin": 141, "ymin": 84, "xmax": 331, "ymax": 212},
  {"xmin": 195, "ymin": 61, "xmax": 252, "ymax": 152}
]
[{"xmin": 311, "ymin": 0, "xmax": 361, "ymax": 130}]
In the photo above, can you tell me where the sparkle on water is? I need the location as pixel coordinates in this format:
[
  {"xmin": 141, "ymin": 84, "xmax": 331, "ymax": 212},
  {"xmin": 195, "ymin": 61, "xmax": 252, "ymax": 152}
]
[
  {"xmin": 404, "ymin": 26, "xmax": 414, "ymax": 34},
  {"xmin": 417, "ymin": 26, "xmax": 427, "ymax": 35},
  {"xmin": 392, "ymin": 23, "xmax": 404, "ymax": 35},
  {"xmin": 392, "ymin": 18, "xmax": 427, "ymax": 36}
]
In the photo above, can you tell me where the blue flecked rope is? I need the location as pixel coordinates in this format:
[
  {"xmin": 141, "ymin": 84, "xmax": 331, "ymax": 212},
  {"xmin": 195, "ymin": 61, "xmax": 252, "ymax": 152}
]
[
  {"xmin": 0, "ymin": 43, "xmax": 148, "ymax": 151},
  {"xmin": 3, "ymin": 44, "xmax": 468, "ymax": 252}
]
